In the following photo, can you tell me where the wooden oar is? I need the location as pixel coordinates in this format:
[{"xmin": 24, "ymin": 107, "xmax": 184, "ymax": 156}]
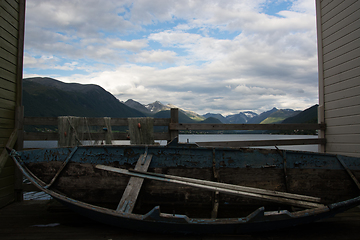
[
  {"xmin": 128, "ymin": 168, "xmax": 321, "ymax": 203},
  {"xmin": 96, "ymin": 165, "xmax": 324, "ymax": 209}
]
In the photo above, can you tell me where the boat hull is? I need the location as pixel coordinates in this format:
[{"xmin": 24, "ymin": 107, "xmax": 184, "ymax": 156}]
[{"xmin": 9, "ymin": 143, "xmax": 360, "ymax": 234}]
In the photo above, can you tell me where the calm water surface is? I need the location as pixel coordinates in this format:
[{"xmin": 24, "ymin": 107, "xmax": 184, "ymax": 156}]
[{"xmin": 24, "ymin": 134, "xmax": 319, "ymax": 152}]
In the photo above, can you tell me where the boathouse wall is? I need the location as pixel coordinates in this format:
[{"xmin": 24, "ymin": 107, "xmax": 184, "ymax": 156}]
[
  {"xmin": 316, "ymin": 0, "xmax": 360, "ymax": 157},
  {"xmin": 0, "ymin": 0, "xmax": 25, "ymax": 208}
]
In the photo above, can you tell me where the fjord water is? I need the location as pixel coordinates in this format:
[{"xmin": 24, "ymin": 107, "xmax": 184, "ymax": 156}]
[
  {"xmin": 179, "ymin": 134, "xmax": 319, "ymax": 152},
  {"xmin": 24, "ymin": 134, "xmax": 319, "ymax": 152}
]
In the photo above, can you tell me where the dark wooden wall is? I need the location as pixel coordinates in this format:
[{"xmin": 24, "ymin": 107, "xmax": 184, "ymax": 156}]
[{"xmin": 0, "ymin": 0, "xmax": 25, "ymax": 208}]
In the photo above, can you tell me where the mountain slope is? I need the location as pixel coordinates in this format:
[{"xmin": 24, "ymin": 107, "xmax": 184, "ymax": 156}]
[
  {"xmin": 247, "ymin": 107, "xmax": 279, "ymax": 124},
  {"xmin": 144, "ymin": 101, "xmax": 205, "ymax": 121},
  {"xmin": 153, "ymin": 110, "xmax": 197, "ymax": 123},
  {"xmin": 260, "ymin": 109, "xmax": 300, "ymax": 124},
  {"xmin": 124, "ymin": 99, "xmax": 152, "ymax": 115},
  {"xmin": 279, "ymin": 105, "xmax": 319, "ymax": 135},
  {"xmin": 226, "ymin": 111, "xmax": 258, "ymax": 124},
  {"xmin": 23, "ymin": 77, "xmax": 146, "ymax": 118},
  {"xmin": 282, "ymin": 105, "xmax": 318, "ymax": 124},
  {"xmin": 203, "ymin": 113, "xmax": 229, "ymax": 123}
]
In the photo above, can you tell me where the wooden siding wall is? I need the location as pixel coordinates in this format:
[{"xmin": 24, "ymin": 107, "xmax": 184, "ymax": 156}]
[
  {"xmin": 317, "ymin": 0, "xmax": 360, "ymax": 157},
  {"xmin": 0, "ymin": 0, "xmax": 25, "ymax": 208}
]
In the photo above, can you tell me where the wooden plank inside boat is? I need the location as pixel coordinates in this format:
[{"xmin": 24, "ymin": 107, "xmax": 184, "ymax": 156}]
[
  {"xmin": 97, "ymin": 165, "xmax": 324, "ymax": 208},
  {"xmin": 116, "ymin": 153, "xmax": 153, "ymax": 212}
]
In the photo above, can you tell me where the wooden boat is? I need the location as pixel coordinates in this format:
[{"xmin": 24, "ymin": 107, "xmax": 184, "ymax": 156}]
[{"xmin": 8, "ymin": 139, "xmax": 360, "ymax": 234}]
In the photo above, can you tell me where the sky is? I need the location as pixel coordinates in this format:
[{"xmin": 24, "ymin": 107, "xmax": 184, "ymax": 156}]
[{"xmin": 23, "ymin": 0, "xmax": 319, "ymax": 116}]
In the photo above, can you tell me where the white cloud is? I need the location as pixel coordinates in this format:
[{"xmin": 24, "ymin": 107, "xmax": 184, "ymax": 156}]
[
  {"xmin": 133, "ymin": 50, "xmax": 177, "ymax": 63},
  {"xmin": 23, "ymin": 0, "xmax": 319, "ymax": 115},
  {"xmin": 110, "ymin": 39, "xmax": 148, "ymax": 52}
]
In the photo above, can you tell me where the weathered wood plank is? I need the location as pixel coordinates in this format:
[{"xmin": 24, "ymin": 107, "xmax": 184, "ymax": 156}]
[
  {"xmin": 324, "ymin": 48, "xmax": 360, "ymax": 71},
  {"xmin": 326, "ymin": 115, "xmax": 360, "ymax": 127},
  {"xmin": 322, "ymin": 8, "xmax": 360, "ymax": 40},
  {"xmin": 324, "ymin": 64, "xmax": 360, "ymax": 89},
  {"xmin": 154, "ymin": 132, "xmax": 170, "ymax": 141},
  {"xmin": 0, "ymin": 128, "xmax": 13, "ymax": 138},
  {"xmin": 326, "ymin": 150, "xmax": 360, "ymax": 158},
  {"xmin": 323, "ymin": 36, "xmax": 360, "ymax": 63},
  {"xmin": 324, "ymin": 95, "xmax": 360, "ymax": 110},
  {"xmin": 130, "ymin": 168, "xmax": 321, "ymax": 203},
  {"xmin": 0, "ymin": 66, "xmax": 16, "ymax": 82},
  {"xmin": 170, "ymin": 108, "xmax": 179, "ymax": 141},
  {"xmin": 326, "ymin": 124, "xmax": 360, "ymax": 135},
  {"xmin": 23, "ymin": 131, "xmax": 131, "ymax": 141},
  {"xmin": 128, "ymin": 118, "xmax": 154, "ymax": 145},
  {"xmin": 322, "ymin": 18, "xmax": 360, "ymax": 48},
  {"xmin": 153, "ymin": 118, "xmax": 171, "ymax": 126},
  {"xmin": 97, "ymin": 165, "xmax": 324, "ymax": 209},
  {"xmin": 169, "ymin": 123, "xmax": 325, "ymax": 131},
  {"xmin": 323, "ymin": 28, "xmax": 360, "ymax": 57},
  {"xmin": 322, "ymin": 1, "xmax": 359, "ymax": 32},
  {"xmin": 0, "ymin": 97, "xmax": 15, "ymax": 110},
  {"xmin": 2, "ymin": 0, "xmax": 20, "ymax": 11},
  {"xmin": 58, "ymin": 117, "xmax": 83, "ymax": 147},
  {"xmin": 0, "ymin": 192, "xmax": 13, "ymax": 208},
  {"xmin": 23, "ymin": 117, "xmax": 58, "ymax": 125},
  {"xmin": 0, "ymin": 175, "xmax": 14, "ymax": 188},
  {"xmin": 23, "ymin": 132, "xmax": 59, "ymax": 141},
  {"xmin": 325, "ymin": 105, "xmax": 360, "ymax": 119},
  {"xmin": 0, "ymin": 185, "xmax": 13, "ymax": 197},
  {"xmin": 0, "ymin": 128, "xmax": 17, "ymax": 175},
  {"xmin": 0, "ymin": 16, "xmax": 17, "ymax": 40},
  {"xmin": 116, "ymin": 154, "xmax": 152, "ymax": 213},
  {"xmin": 326, "ymin": 134, "xmax": 360, "ymax": 144},
  {"xmin": 0, "ymin": 165, "xmax": 14, "ymax": 178},
  {"xmin": 336, "ymin": 155, "xmax": 360, "ymax": 190},
  {"xmin": 0, "ymin": 79, "xmax": 16, "ymax": 94},
  {"xmin": 326, "ymin": 143, "xmax": 360, "ymax": 155},
  {"xmin": 24, "ymin": 117, "xmax": 171, "ymax": 128},
  {"xmin": 0, "ymin": 87, "xmax": 15, "ymax": 101},
  {"xmin": 324, "ymin": 56, "xmax": 360, "ymax": 79},
  {"xmin": 325, "ymin": 76, "xmax": 360, "ymax": 94},
  {"xmin": 324, "ymin": 47, "xmax": 360, "ymax": 71},
  {"xmin": 24, "ymin": 117, "xmax": 129, "ymax": 126},
  {"xmin": 325, "ymin": 85, "xmax": 360, "ymax": 102},
  {"xmin": 320, "ymin": 0, "xmax": 341, "ymax": 16},
  {"xmin": 0, "ymin": 25, "xmax": 17, "ymax": 47},
  {"xmin": 196, "ymin": 138, "xmax": 325, "ymax": 148},
  {"xmin": 0, "ymin": 57, "xmax": 16, "ymax": 74},
  {"xmin": 0, "ymin": 5, "xmax": 18, "ymax": 31},
  {"xmin": 1, "ymin": 0, "xmax": 19, "ymax": 19},
  {"xmin": 24, "ymin": 131, "xmax": 170, "ymax": 141},
  {"xmin": 45, "ymin": 147, "xmax": 78, "ymax": 189},
  {"xmin": 0, "ymin": 108, "xmax": 14, "ymax": 119},
  {"xmin": 0, "ymin": 47, "xmax": 17, "ymax": 65},
  {"xmin": 321, "ymin": 0, "xmax": 357, "ymax": 25}
]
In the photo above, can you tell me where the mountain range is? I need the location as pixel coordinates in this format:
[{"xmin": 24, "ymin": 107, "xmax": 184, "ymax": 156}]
[{"xmin": 23, "ymin": 77, "xmax": 317, "ymax": 127}]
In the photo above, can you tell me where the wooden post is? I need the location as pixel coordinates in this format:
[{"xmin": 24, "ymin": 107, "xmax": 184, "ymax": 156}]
[
  {"xmin": 169, "ymin": 108, "xmax": 179, "ymax": 142},
  {"xmin": 14, "ymin": 106, "xmax": 24, "ymax": 201},
  {"xmin": 128, "ymin": 117, "xmax": 154, "ymax": 145},
  {"xmin": 58, "ymin": 116, "xmax": 83, "ymax": 147},
  {"xmin": 316, "ymin": 0, "xmax": 326, "ymax": 153},
  {"xmin": 104, "ymin": 117, "xmax": 112, "ymax": 145},
  {"xmin": 11, "ymin": 0, "xmax": 26, "ymax": 203}
]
